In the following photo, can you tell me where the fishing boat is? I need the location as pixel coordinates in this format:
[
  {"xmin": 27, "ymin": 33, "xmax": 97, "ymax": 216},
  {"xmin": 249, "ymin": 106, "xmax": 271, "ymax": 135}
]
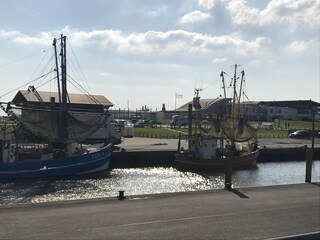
[
  {"xmin": 0, "ymin": 35, "xmax": 113, "ymax": 180},
  {"xmin": 175, "ymin": 64, "xmax": 259, "ymax": 170}
]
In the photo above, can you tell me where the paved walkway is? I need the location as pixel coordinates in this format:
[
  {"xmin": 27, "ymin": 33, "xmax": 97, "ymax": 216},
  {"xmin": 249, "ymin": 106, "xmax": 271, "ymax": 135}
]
[
  {"xmin": 118, "ymin": 137, "xmax": 320, "ymax": 152},
  {"xmin": 0, "ymin": 183, "xmax": 319, "ymax": 239}
]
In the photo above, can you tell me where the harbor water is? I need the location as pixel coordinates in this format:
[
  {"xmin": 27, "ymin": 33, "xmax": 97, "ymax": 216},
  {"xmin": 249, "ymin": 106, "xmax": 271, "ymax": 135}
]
[{"xmin": 0, "ymin": 160, "xmax": 319, "ymax": 206}]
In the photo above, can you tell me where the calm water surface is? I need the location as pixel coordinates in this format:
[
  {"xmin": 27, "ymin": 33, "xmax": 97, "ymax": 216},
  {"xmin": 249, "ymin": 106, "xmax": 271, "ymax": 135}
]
[{"xmin": 0, "ymin": 161, "xmax": 319, "ymax": 205}]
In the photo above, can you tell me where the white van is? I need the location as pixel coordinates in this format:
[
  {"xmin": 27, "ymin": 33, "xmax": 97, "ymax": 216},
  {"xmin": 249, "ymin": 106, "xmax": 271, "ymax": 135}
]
[{"xmin": 260, "ymin": 122, "xmax": 274, "ymax": 130}]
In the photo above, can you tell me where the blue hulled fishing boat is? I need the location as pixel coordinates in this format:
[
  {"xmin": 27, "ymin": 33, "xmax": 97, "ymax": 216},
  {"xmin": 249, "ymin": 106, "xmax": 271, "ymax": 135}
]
[{"xmin": 0, "ymin": 35, "xmax": 113, "ymax": 180}]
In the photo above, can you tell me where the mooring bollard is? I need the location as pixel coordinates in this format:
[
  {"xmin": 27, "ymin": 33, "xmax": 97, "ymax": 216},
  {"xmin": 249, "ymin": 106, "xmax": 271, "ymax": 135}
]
[
  {"xmin": 305, "ymin": 148, "xmax": 313, "ymax": 183},
  {"xmin": 118, "ymin": 190, "xmax": 125, "ymax": 200},
  {"xmin": 225, "ymin": 151, "xmax": 233, "ymax": 191}
]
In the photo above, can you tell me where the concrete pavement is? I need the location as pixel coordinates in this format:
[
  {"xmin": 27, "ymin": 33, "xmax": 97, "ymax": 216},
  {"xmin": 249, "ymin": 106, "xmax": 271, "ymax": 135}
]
[
  {"xmin": 0, "ymin": 183, "xmax": 319, "ymax": 239},
  {"xmin": 117, "ymin": 137, "xmax": 320, "ymax": 152}
]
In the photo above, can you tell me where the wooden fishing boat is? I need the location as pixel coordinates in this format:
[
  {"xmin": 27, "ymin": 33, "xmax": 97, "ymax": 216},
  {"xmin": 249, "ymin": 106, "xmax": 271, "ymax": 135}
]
[{"xmin": 175, "ymin": 64, "xmax": 259, "ymax": 170}]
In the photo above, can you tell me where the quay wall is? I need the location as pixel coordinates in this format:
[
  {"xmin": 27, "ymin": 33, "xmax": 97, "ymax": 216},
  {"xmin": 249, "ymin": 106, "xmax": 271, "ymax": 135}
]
[{"xmin": 110, "ymin": 148, "xmax": 320, "ymax": 169}]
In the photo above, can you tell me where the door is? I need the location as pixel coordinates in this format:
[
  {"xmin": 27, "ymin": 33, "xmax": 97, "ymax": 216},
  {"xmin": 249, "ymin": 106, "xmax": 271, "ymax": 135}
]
[{"xmin": 0, "ymin": 140, "xmax": 3, "ymax": 163}]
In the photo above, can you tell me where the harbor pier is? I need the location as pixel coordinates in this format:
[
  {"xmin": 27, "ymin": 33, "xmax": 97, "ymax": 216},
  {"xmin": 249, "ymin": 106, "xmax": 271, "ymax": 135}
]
[
  {"xmin": 111, "ymin": 137, "xmax": 320, "ymax": 168},
  {"xmin": 0, "ymin": 183, "xmax": 319, "ymax": 239}
]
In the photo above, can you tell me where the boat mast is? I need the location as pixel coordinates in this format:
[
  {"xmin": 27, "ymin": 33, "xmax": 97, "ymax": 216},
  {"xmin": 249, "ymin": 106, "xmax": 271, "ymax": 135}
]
[
  {"xmin": 194, "ymin": 88, "xmax": 201, "ymax": 136},
  {"xmin": 231, "ymin": 64, "xmax": 240, "ymax": 146},
  {"xmin": 53, "ymin": 38, "xmax": 61, "ymax": 104},
  {"xmin": 220, "ymin": 71, "xmax": 228, "ymax": 114},
  {"xmin": 193, "ymin": 88, "xmax": 202, "ymax": 154},
  {"xmin": 231, "ymin": 64, "xmax": 239, "ymax": 120},
  {"xmin": 60, "ymin": 35, "xmax": 67, "ymax": 111},
  {"xmin": 238, "ymin": 70, "xmax": 245, "ymax": 111}
]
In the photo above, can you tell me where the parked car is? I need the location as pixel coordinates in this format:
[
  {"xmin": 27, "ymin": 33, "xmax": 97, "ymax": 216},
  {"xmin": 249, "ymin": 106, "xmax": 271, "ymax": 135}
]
[
  {"xmin": 170, "ymin": 115, "xmax": 189, "ymax": 128},
  {"xmin": 289, "ymin": 130, "xmax": 311, "ymax": 139},
  {"xmin": 134, "ymin": 120, "xmax": 145, "ymax": 128}
]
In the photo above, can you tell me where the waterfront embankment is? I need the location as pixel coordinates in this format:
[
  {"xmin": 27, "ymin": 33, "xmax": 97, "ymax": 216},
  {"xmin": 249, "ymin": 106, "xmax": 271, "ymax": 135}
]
[
  {"xmin": 0, "ymin": 183, "xmax": 319, "ymax": 239},
  {"xmin": 111, "ymin": 137, "xmax": 320, "ymax": 168}
]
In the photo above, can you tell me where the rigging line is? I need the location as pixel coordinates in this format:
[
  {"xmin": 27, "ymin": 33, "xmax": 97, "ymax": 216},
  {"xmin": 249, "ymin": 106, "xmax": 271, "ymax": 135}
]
[
  {"xmin": 0, "ymin": 71, "xmax": 55, "ymax": 99},
  {"xmin": 0, "ymin": 47, "xmax": 50, "ymax": 70},
  {"xmin": 243, "ymin": 92, "xmax": 254, "ymax": 105},
  {"xmin": 67, "ymin": 80, "xmax": 102, "ymax": 106},
  {"xmin": 66, "ymin": 56, "xmax": 87, "ymax": 93},
  {"xmin": 202, "ymin": 79, "xmax": 220, "ymax": 91},
  {"xmin": 67, "ymin": 74, "xmax": 98, "ymax": 102},
  {"xmin": 67, "ymin": 76, "xmax": 100, "ymax": 101},
  {"xmin": 31, "ymin": 75, "xmax": 57, "ymax": 90},
  {"xmin": 31, "ymin": 48, "xmax": 53, "ymax": 84},
  {"xmin": 66, "ymin": 39, "xmax": 92, "ymax": 93},
  {"xmin": 67, "ymin": 74, "xmax": 91, "ymax": 95},
  {"xmin": 223, "ymin": 71, "xmax": 233, "ymax": 80}
]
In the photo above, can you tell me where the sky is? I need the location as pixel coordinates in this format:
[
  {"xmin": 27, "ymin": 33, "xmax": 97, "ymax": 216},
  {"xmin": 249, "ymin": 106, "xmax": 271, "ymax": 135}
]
[{"xmin": 0, "ymin": 0, "xmax": 319, "ymax": 112}]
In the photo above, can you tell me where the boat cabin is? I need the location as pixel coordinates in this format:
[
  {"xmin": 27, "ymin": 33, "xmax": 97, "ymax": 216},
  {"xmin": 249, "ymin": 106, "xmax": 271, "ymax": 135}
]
[{"xmin": 190, "ymin": 137, "xmax": 218, "ymax": 159}]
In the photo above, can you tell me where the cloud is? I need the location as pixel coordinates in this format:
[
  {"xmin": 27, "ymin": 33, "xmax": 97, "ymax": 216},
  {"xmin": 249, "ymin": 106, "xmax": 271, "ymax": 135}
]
[
  {"xmin": 198, "ymin": 0, "xmax": 216, "ymax": 10},
  {"xmin": 227, "ymin": 0, "xmax": 320, "ymax": 29},
  {"xmin": 212, "ymin": 58, "xmax": 228, "ymax": 63},
  {"xmin": 147, "ymin": 5, "xmax": 168, "ymax": 16},
  {"xmin": 180, "ymin": 10, "xmax": 211, "ymax": 24},
  {"xmin": 0, "ymin": 28, "xmax": 268, "ymax": 58},
  {"xmin": 0, "ymin": 30, "xmax": 56, "ymax": 46},
  {"xmin": 285, "ymin": 38, "xmax": 317, "ymax": 52}
]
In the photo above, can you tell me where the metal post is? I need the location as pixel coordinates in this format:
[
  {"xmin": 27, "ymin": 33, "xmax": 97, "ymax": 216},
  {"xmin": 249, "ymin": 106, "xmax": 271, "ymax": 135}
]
[
  {"xmin": 118, "ymin": 190, "xmax": 125, "ymax": 200},
  {"xmin": 225, "ymin": 151, "xmax": 233, "ymax": 190},
  {"xmin": 178, "ymin": 133, "xmax": 181, "ymax": 152},
  {"xmin": 188, "ymin": 103, "xmax": 193, "ymax": 149},
  {"xmin": 311, "ymin": 108, "xmax": 315, "ymax": 150},
  {"xmin": 305, "ymin": 149, "xmax": 313, "ymax": 183}
]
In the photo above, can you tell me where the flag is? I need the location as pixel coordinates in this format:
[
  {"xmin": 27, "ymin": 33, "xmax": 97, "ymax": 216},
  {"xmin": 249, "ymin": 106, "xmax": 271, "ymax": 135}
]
[{"xmin": 175, "ymin": 93, "xmax": 183, "ymax": 99}]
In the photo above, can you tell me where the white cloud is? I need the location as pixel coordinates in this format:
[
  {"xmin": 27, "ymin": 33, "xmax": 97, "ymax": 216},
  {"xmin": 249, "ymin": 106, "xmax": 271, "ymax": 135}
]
[
  {"xmin": 147, "ymin": 5, "xmax": 168, "ymax": 16},
  {"xmin": 0, "ymin": 28, "xmax": 268, "ymax": 57},
  {"xmin": 198, "ymin": 0, "xmax": 216, "ymax": 10},
  {"xmin": 0, "ymin": 30, "xmax": 21, "ymax": 38},
  {"xmin": 0, "ymin": 30, "xmax": 56, "ymax": 46},
  {"xmin": 13, "ymin": 32, "xmax": 53, "ymax": 45},
  {"xmin": 100, "ymin": 72, "xmax": 110, "ymax": 76},
  {"xmin": 227, "ymin": 0, "xmax": 320, "ymax": 28},
  {"xmin": 213, "ymin": 58, "xmax": 228, "ymax": 63},
  {"xmin": 285, "ymin": 38, "xmax": 316, "ymax": 52},
  {"xmin": 180, "ymin": 10, "xmax": 211, "ymax": 24}
]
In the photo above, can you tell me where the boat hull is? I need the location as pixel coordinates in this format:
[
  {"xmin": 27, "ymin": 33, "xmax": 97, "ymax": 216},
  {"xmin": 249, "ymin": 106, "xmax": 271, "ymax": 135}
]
[
  {"xmin": 0, "ymin": 143, "xmax": 113, "ymax": 180},
  {"xmin": 174, "ymin": 149, "xmax": 259, "ymax": 171}
]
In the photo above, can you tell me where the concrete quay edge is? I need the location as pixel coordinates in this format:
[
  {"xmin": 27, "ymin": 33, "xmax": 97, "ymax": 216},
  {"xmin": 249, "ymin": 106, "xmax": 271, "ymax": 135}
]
[{"xmin": 0, "ymin": 183, "xmax": 319, "ymax": 240}]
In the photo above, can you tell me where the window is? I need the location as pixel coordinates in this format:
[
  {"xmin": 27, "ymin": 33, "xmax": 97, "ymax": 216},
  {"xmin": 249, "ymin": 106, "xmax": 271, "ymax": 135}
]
[{"xmin": 4, "ymin": 141, "xmax": 10, "ymax": 149}]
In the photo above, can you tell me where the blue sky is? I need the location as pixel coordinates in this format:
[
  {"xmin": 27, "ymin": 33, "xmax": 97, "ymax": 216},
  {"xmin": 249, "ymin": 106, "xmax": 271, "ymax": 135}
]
[{"xmin": 0, "ymin": 0, "xmax": 319, "ymax": 111}]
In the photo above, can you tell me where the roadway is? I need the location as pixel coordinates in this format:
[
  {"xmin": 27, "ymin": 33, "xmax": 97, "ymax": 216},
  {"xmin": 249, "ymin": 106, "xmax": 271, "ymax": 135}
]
[
  {"xmin": 0, "ymin": 183, "xmax": 319, "ymax": 239},
  {"xmin": 117, "ymin": 137, "xmax": 320, "ymax": 152}
]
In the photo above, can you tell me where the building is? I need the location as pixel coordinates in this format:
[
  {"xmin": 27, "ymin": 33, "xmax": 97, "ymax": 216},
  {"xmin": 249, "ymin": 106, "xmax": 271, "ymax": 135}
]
[
  {"xmin": 11, "ymin": 90, "xmax": 113, "ymax": 110},
  {"xmin": 110, "ymin": 99, "xmax": 319, "ymax": 123},
  {"xmin": 162, "ymin": 99, "xmax": 319, "ymax": 122},
  {"xmin": 156, "ymin": 97, "xmax": 230, "ymax": 121},
  {"xmin": 240, "ymin": 100, "xmax": 320, "ymax": 121}
]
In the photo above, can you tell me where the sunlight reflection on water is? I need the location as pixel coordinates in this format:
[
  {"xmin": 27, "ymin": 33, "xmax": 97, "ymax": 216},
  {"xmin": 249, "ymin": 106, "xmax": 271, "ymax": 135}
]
[{"xmin": 0, "ymin": 161, "xmax": 319, "ymax": 205}]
